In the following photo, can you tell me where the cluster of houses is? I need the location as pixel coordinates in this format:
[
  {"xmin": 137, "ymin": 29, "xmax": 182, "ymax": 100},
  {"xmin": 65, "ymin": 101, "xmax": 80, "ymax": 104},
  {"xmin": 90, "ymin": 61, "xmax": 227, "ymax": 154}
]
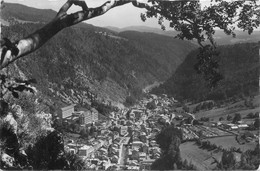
[
  {"xmin": 57, "ymin": 92, "xmax": 256, "ymax": 170},
  {"xmin": 60, "ymin": 94, "xmax": 179, "ymax": 170},
  {"xmin": 113, "ymin": 94, "xmax": 180, "ymax": 170},
  {"xmin": 65, "ymin": 132, "xmax": 128, "ymax": 170}
]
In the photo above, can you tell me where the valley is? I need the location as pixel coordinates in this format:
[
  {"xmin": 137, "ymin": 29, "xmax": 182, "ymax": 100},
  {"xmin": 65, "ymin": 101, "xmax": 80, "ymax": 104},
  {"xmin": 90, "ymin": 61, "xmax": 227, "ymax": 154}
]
[
  {"xmin": 2, "ymin": 3, "xmax": 196, "ymax": 106},
  {"xmin": 0, "ymin": 2, "xmax": 259, "ymax": 171}
]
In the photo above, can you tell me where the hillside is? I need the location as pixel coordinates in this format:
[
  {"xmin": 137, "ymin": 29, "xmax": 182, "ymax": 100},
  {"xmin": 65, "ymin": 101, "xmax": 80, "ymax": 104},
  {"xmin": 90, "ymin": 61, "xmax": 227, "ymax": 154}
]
[
  {"xmin": 107, "ymin": 25, "xmax": 179, "ymax": 37},
  {"xmin": 1, "ymin": 3, "xmax": 196, "ymax": 106},
  {"xmin": 152, "ymin": 42, "xmax": 259, "ymax": 102},
  {"xmin": 213, "ymin": 30, "xmax": 260, "ymax": 45},
  {"xmin": 1, "ymin": 3, "xmax": 56, "ymax": 24},
  {"xmin": 107, "ymin": 26, "xmax": 260, "ymax": 45}
]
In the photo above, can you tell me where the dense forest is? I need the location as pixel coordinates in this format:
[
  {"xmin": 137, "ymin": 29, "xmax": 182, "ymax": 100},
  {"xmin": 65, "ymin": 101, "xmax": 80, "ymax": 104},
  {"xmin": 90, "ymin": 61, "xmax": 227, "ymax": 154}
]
[
  {"xmin": 1, "ymin": 3, "xmax": 195, "ymax": 104},
  {"xmin": 152, "ymin": 42, "xmax": 259, "ymax": 102}
]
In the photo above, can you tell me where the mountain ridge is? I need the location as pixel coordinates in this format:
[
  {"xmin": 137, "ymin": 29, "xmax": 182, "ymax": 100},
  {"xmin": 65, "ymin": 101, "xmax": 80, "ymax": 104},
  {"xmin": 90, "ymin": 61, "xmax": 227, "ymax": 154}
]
[
  {"xmin": 1, "ymin": 2, "xmax": 196, "ymax": 107},
  {"xmin": 152, "ymin": 42, "xmax": 259, "ymax": 102},
  {"xmin": 106, "ymin": 25, "xmax": 260, "ymax": 45}
]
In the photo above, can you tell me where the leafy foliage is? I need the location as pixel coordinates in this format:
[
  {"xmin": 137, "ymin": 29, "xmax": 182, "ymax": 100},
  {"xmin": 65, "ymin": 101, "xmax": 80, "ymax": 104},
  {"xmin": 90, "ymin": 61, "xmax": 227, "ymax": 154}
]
[
  {"xmin": 254, "ymin": 118, "xmax": 260, "ymax": 129},
  {"xmin": 91, "ymin": 101, "xmax": 115, "ymax": 117},
  {"xmin": 151, "ymin": 125, "xmax": 183, "ymax": 170},
  {"xmin": 194, "ymin": 45, "xmax": 223, "ymax": 86},
  {"xmin": 0, "ymin": 73, "xmax": 36, "ymax": 99},
  {"xmin": 146, "ymin": 101, "xmax": 156, "ymax": 110},
  {"xmin": 232, "ymin": 113, "xmax": 242, "ymax": 124},
  {"xmin": 0, "ymin": 68, "xmax": 71, "ymax": 170},
  {"xmin": 124, "ymin": 95, "xmax": 137, "ymax": 107},
  {"xmin": 26, "ymin": 130, "xmax": 86, "ymax": 170},
  {"xmin": 142, "ymin": 0, "xmax": 260, "ymax": 86},
  {"xmin": 216, "ymin": 145, "xmax": 260, "ymax": 170},
  {"xmin": 220, "ymin": 150, "xmax": 237, "ymax": 169}
]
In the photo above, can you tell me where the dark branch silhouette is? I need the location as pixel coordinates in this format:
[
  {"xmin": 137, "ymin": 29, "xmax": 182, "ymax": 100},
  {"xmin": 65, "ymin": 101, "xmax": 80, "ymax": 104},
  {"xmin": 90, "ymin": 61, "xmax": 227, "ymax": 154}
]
[{"xmin": 0, "ymin": 0, "xmax": 152, "ymax": 69}]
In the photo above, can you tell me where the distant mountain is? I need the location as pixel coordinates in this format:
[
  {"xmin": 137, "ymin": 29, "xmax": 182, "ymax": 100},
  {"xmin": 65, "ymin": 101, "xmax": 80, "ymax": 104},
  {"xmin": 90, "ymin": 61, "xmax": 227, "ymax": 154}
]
[
  {"xmin": 152, "ymin": 42, "xmax": 259, "ymax": 102},
  {"xmin": 214, "ymin": 30, "xmax": 260, "ymax": 45},
  {"xmin": 106, "ymin": 26, "xmax": 260, "ymax": 45},
  {"xmin": 2, "ymin": 3, "xmax": 196, "ymax": 106},
  {"xmin": 1, "ymin": 3, "xmax": 56, "ymax": 24},
  {"xmin": 106, "ymin": 25, "xmax": 179, "ymax": 37},
  {"xmin": 105, "ymin": 26, "xmax": 122, "ymax": 32}
]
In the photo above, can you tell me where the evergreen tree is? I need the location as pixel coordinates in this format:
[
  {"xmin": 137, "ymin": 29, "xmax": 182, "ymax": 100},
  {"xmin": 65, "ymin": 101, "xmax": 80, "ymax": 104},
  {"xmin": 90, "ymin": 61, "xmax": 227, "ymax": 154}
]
[
  {"xmin": 232, "ymin": 113, "xmax": 241, "ymax": 124},
  {"xmin": 151, "ymin": 125, "xmax": 183, "ymax": 170}
]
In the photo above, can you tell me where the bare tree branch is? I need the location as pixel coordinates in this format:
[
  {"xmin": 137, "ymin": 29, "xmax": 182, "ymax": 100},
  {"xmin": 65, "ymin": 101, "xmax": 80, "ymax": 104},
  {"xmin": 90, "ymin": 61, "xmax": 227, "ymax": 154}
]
[{"xmin": 0, "ymin": 0, "xmax": 151, "ymax": 69}]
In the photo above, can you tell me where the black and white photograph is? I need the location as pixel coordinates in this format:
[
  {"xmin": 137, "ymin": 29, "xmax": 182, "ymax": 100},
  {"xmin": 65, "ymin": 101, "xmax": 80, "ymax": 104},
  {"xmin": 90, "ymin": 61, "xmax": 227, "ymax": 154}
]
[{"xmin": 0, "ymin": 0, "xmax": 259, "ymax": 170}]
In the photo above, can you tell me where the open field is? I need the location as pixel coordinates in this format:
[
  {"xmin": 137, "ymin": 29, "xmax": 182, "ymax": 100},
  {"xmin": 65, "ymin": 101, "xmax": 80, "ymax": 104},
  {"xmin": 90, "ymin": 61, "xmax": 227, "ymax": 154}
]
[
  {"xmin": 180, "ymin": 142, "xmax": 222, "ymax": 171},
  {"xmin": 194, "ymin": 95, "xmax": 260, "ymax": 121},
  {"xmin": 181, "ymin": 125, "xmax": 234, "ymax": 141},
  {"xmin": 252, "ymin": 95, "xmax": 260, "ymax": 106},
  {"xmin": 194, "ymin": 106, "xmax": 260, "ymax": 121},
  {"xmin": 186, "ymin": 94, "xmax": 260, "ymax": 121},
  {"xmin": 204, "ymin": 136, "xmax": 257, "ymax": 152}
]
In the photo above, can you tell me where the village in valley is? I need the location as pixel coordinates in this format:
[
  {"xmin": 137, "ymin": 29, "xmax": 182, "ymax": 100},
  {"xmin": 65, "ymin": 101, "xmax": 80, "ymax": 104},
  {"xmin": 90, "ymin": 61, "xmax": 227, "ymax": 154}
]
[
  {"xmin": 1, "ymin": 0, "xmax": 260, "ymax": 170},
  {"xmin": 50, "ymin": 92, "xmax": 260, "ymax": 170}
]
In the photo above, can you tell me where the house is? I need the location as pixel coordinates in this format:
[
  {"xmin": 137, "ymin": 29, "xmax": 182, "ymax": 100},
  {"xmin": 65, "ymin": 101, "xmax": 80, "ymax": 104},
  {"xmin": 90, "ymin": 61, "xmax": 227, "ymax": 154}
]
[
  {"xmin": 139, "ymin": 152, "xmax": 147, "ymax": 161},
  {"xmin": 140, "ymin": 159, "xmax": 155, "ymax": 170},
  {"xmin": 91, "ymin": 108, "xmax": 99, "ymax": 121},
  {"xmin": 92, "ymin": 140, "xmax": 102, "ymax": 150},
  {"xmin": 98, "ymin": 139, "xmax": 105, "ymax": 147},
  {"xmin": 153, "ymin": 152, "xmax": 160, "ymax": 159},
  {"xmin": 237, "ymin": 124, "xmax": 249, "ymax": 129},
  {"xmin": 106, "ymin": 134, "xmax": 113, "ymax": 144},
  {"xmin": 100, "ymin": 160, "xmax": 110, "ymax": 170},
  {"xmin": 225, "ymin": 123, "xmax": 239, "ymax": 130},
  {"xmin": 99, "ymin": 148, "xmax": 108, "ymax": 155},
  {"xmin": 132, "ymin": 141, "xmax": 143, "ymax": 148},
  {"xmin": 111, "ymin": 155, "xmax": 119, "ymax": 163},
  {"xmin": 110, "ymin": 147, "xmax": 119, "ymax": 156},
  {"xmin": 120, "ymin": 126, "xmax": 128, "ymax": 136},
  {"xmin": 112, "ymin": 131, "xmax": 119, "ymax": 141},
  {"xmin": 66, "ymin": 143, "xmax": 84, "ymax": 154},
  {"xmin": 69, "ymin": 148, "xmax": 76, "ymax": 154}
]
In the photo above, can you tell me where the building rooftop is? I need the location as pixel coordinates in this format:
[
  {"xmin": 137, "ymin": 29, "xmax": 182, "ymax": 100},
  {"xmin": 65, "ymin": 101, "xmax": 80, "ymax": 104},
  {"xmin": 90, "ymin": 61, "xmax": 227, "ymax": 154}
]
[
  {"xmin": 79, "ymin": 145, "xmax": 94, "ymax": 150},
  {"xmin": 61, "ymin": 104, "xmax": 76, "ymax": 111}
]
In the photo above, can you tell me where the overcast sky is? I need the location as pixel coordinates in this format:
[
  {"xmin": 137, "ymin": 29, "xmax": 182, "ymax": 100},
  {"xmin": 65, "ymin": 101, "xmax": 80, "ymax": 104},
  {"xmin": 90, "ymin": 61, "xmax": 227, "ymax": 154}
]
[
  {"xmin": 5, "ymin": 0, "xmax": 166, "ymax": 28},
  {"xmin": 4, "ymin": 0, "xmax": 259, "ymax": 31}
]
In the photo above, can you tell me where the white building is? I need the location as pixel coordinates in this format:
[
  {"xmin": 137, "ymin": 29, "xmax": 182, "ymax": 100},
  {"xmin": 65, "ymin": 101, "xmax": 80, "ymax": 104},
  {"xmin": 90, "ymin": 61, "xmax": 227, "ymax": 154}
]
[{"xmin": 58, "ymin": 104, "xmax": 76, "ymax": 119}]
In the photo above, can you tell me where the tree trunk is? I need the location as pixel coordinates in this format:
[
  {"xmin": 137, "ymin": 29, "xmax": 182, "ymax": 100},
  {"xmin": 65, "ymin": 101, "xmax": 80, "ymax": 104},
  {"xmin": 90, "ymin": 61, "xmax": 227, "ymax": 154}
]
[{"xmin": 0, "ymin": 0, "xmax": 151, "ymax": 69}]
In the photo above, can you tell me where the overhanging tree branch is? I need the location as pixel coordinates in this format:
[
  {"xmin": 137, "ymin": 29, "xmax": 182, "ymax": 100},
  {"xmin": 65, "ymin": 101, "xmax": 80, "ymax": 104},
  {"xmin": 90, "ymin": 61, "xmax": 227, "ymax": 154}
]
[{"xmin": 0, "ymin": 0, "xmax": 152, "ymax": 70}]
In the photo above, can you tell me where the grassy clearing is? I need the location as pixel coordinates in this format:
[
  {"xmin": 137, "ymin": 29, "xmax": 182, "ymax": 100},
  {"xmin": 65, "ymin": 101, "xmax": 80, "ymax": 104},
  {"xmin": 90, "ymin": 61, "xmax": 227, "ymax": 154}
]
[
  {"xmin": 204, "ymin": 136, "xmax": 257, "ymax": 152},
  {"xmin": 180, "ymin": 142, "xmax": 222, "ymax": 171},
  {"xmin": 194, "ymin": 106, "xmax": 260, "ymax": 121},
  {"xmin": 194, "ymin": 105, "xmax": 260, "ymax": 122},
  {"xmin": 190, "ymin": 95, "xmax": 260, "ymax": 121}
]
